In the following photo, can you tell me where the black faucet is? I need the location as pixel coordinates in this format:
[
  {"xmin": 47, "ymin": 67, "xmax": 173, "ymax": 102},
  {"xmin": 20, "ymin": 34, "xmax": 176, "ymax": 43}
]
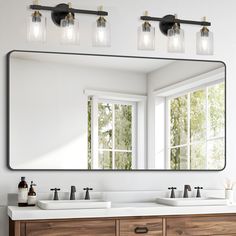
[
  {"xmin": 50, "ymin": 188, "xmax": 60, "ymax": 200},
  {"xmin": 183, "ymin": 185, "xmax": 191, "ymax": 198},
  {"xmin": 70, "ymin": 186, "xmax": 76, "ymax": 200},
  {"xmin": 194, "ymin": 186, "xmax": 203, "ymax": 198},
  {"xmin": 168, "ymin": 187, "xmax": 177, "ymax": 198},
  {"xmin": 83, "ymin": 187, "xmax": 93, "ymax": 200}
]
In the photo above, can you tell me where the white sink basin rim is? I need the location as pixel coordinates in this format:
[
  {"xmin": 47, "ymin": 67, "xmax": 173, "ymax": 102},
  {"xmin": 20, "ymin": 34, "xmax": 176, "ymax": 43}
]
[
  {"xmin": 156, "ymin": 197, "xmax": 229, "ymax": 206},
  {"xmin": 37, "ymin": 200, "xmax": 111, "ymax": 210}
]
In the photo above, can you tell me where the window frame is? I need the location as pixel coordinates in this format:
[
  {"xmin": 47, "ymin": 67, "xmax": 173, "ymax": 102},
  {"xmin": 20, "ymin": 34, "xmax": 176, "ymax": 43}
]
[
  {"xmin": 85, "ymin": 89, "xmax": 147, "ymax": 170},
  {"xmin": 165, "ymin": 80, "xmax": 225, "ymax": 170},
  {"xmin": 93, "ymin": 98, "xmax": 137, "ymax": 170}
]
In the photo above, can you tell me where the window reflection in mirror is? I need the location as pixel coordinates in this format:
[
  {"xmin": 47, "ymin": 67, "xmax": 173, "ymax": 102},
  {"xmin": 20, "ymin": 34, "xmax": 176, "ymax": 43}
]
[{"xmin": 8, "ymin": 51, "xmax": 226, "ymax": 170}]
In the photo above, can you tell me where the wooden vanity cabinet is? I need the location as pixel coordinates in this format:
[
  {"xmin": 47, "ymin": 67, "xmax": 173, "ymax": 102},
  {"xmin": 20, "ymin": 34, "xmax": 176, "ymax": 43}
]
[
  {"xmin": 9, "ymin": 218, "xmax": 117, "ymax": 236},
  {"xmin": 9, "ymin": 214, "xmax": 236, "ymax": 236},
  {"xmin": 166, "ymin": 215, "xmax": 236, "ymax": 236}
]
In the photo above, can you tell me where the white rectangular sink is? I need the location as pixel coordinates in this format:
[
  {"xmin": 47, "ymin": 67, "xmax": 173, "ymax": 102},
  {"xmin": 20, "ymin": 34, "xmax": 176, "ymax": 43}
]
[
  {"xmin": 37, "ymin": 200, "xmax": 111, "ymax": 210},
  {"xmin": 156, "ymin": 197, "xmax": 229, "ymax": 207}
]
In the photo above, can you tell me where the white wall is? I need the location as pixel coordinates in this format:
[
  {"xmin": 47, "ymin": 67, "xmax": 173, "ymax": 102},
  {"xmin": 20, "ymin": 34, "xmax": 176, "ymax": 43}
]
[
  {"xmin": 0, "ymin": 0, "xmax": 236, "ymax": 235},
  {"xmin": 10, "ymin": 57, "xmax": 146, "ymax": 169}
]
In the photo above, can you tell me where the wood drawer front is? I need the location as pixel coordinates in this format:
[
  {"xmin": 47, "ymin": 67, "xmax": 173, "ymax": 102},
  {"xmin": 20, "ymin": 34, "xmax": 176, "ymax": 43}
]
[
  {"xmin": 25, "ymin": 219, "xmax": 116, "ymax": 236},
  {"xmin": 120, "ymin": 218, "xmax": 163, "ymax": 236},
  {"xmin": 167, "ymin": 215, "xmax": 236, "ymax": 236}
]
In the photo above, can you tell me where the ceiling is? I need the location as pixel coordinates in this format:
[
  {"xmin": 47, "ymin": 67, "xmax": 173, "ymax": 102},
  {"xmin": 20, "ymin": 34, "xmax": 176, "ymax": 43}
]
[{"xmin": 11, "ymin": 51, "xmax": 174, "ymax": 74}]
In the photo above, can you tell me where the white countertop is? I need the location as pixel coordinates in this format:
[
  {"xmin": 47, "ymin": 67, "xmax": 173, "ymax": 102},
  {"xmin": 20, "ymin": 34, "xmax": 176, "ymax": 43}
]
[{"xmin": 8, "ymin": 202, "xmax": 236, "ymax": 221}]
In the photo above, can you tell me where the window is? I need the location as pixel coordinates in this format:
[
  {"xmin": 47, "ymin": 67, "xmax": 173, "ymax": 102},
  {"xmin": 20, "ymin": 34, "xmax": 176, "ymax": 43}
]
[
  {"xmin": 88, "ymin": 98, "xmax": 136, "ymax": 170},
  {"xmin": 167, "ymin": 82, "xmax": 225, "ymax": 170}
]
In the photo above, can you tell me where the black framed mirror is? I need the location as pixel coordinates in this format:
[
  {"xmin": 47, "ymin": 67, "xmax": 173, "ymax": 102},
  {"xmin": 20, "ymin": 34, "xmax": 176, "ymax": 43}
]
[{"xmin": 7, "ymin": 50, "xmax": 226, "ymax": 171}]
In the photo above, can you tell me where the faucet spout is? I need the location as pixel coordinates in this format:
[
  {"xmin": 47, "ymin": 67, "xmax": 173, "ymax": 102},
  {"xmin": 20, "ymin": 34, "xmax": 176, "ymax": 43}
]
[
  {"xmin": 70, "ymin": 186, "xmax": 76, "ymax": 200},
  {"xmin": 183, "ymin": 185, "xmax": 191, "ymax": 198}
]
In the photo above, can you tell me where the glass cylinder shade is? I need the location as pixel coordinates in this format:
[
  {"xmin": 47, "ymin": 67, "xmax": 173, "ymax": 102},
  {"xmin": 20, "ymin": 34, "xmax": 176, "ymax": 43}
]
[
  {"xmin": 60, "ymin": 14, "xmax": 79, "ymax": 45},
  {"xmin": 93, "ymin": 17, "xmax": 111, "ymax": 47},
  {"xmin": 27, "ymin": 12, "xmax": 46, "ymax": 42},
  {"xmin": 196, "ymin": 28, "xmax": 214, "ymax": 55},
  {"xmin": 138, "ymin": 22, "xmax": 155, "ymax": 50},
  {"xmin": 167, "ymin": 25, "xmax": 184, "ymax": 53}
]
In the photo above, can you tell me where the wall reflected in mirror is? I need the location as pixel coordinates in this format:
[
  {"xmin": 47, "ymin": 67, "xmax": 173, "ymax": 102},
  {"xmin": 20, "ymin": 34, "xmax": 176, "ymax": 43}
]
[{"xmin": 8, "ymin": 51, "xmax": 226, "ymax": 170}]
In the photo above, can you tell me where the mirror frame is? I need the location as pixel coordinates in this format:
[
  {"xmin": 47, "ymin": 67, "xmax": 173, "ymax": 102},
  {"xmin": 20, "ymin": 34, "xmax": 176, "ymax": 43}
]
[{"xmin": 6, "ymin": 50, "xmax": 227, "ymax": 171}]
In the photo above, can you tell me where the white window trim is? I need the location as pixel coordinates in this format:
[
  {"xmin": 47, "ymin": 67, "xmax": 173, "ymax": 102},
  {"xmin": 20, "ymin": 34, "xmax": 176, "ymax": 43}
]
[
  {"xmin": 85, "ymin": 89, "xmax": 147, "ymax": 169},
  {"xmin": 154, "ymin": 67, "xmax": 225, "ymax": 98}
]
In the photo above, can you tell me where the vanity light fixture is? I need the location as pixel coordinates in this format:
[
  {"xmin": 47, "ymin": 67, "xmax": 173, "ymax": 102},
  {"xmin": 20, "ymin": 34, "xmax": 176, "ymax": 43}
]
[
  {"xmin": 28, "ymin": 1, "xmax": 109, "ymax": 46},
  {"xmin": 139, "ymin": 13, "xmax": 213, "ymax": 55},
  {"xmin": 196, "ymin": 17, "xmax": 214, "ymax": 55},
  {"xmin": 93, "ymin": 6, "xmax": 111, "ymax": 47},
  {"xmin": 27, "ymin": 0, "xmax": 46, "ymax": 42},
  {"xmin": 138, "ymin": 11, "xmax": 155, "ymax": 50}
]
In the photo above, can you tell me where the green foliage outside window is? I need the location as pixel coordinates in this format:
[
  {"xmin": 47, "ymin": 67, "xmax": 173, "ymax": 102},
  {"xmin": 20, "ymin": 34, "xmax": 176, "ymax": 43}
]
[{"xmin": 170, "ymin": 82, "xmax": 225, "ymax": 170}]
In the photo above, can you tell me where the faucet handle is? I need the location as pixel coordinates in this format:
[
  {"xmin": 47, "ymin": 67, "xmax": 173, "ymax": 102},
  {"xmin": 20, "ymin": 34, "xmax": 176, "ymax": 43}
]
[
  {"xmin": 83, "ymin": 187, "xmax": 93, "ymax": 200},
  {"xmin": 168, "ymin": 187, "xmax": 177, "ymax": 198},
  {"xmin": 70, "ymin": 186, "xmax": 76, "ymax": 200},
  {"xmin": 50, "ymin": 188, "xmax": 60, "ymax": 200},
  {"xmin": 194, "ymin": 186, "xmax": 203, "ymax": 198}
]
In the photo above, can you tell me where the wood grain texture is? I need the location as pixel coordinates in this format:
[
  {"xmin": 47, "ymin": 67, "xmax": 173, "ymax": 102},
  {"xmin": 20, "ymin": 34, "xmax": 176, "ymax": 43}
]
[
  {"xmin": 120, "ymin": 218, "xmax": 163, "ymax": 236},
  {"xmin": 9, "ymin": 219, "xmax": 21, "ymax": 236},
  {"xmin": 25, "ymin": 219, "xmax": 116, "ymax": 236},
  {"xmin": 166, "ymin": 215, "xmax": 236, "ymax": 236}
]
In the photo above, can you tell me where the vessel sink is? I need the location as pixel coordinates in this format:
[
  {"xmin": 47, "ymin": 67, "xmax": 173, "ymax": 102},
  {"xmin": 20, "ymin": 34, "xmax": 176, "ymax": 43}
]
[
  {"xmin": 156, "ymin": 197, "xmax": 228, "ymax": 206},
  {"xmin": 37, "ymin": 200, "xmax": 111, "ymax": 210}
]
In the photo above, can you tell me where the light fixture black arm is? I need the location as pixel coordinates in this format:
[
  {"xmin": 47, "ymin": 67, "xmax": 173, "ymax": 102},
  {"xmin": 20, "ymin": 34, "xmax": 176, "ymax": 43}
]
[
  {"xmin": 140, "ymin": 15, "xmax": 211, "ymax": 26},
  {"xmin": 140, "ymin": 14, "xmax": 211, "ymax": 36},
  {"xmin": 29, "ymin": 4, "xmax": 108, "ymax": 16}
]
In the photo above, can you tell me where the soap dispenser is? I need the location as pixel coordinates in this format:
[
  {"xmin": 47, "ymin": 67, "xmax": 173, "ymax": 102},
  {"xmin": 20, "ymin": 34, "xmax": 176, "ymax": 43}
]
[
  {"xmin": 28, "ymin": 181, "xmax": 37, "ymax": 206},
  {"xmin": 18, "ymin": 177, "xmax": 28, "ymax": 207}
]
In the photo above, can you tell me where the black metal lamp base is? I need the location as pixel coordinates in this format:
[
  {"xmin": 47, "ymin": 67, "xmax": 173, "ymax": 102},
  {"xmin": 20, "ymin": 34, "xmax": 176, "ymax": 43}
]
[
  {"xmin": 159, "ymin": 15, "xmax": 179, "ymax": 35},
  {"xmin": 51, "ymin": 4, "xmax": 74, "ymax": 26}
]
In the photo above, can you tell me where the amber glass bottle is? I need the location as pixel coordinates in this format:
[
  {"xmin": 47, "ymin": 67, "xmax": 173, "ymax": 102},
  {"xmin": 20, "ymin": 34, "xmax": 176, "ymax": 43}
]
[{"xmin": 18, "ymin": 177, "xmax": 28, "ymax": 207}]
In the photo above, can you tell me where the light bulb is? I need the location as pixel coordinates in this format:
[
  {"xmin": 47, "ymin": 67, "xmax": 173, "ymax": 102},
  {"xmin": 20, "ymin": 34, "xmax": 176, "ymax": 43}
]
[
  {"xmin": 93, "ymin": 16, "xmax": 111, "ymax": 47},
  {"xmin": 138, "ymin": 21, "xmax": 155, "ymax": 50},
  {"xmin": 167, "ymin": 23, "xmax": 184, "ymax": 53},
  {"xmin": 27, "ymin": 11, "xmax": 46, "ymax": 42},
  {"xmin": 196, "ymin": 26, "xmax": 213, "ymax": 55},
  {"xmin": 60, "ymin": 12, "xmax": 79, "ymax": 44}
]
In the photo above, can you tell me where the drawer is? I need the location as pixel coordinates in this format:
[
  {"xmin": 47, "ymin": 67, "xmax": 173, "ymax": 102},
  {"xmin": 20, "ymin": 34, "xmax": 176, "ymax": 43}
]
[
  {"xmin": 166, "ymin": 215, "xmax": 236, "ymax": 236},
  {"xmin": 25, "ymin": 219, "xmax": 116, "ymax": 236},
  {"xmin": 120, "ymin": 218, "xmax": 163, "ymax": 236}
]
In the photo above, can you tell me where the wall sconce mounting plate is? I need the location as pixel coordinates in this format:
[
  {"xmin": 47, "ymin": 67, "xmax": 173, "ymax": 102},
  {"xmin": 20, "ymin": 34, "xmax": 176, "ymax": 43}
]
[
  {"xmin": 159, "ymin": 15, "xmax": 180, "ymax": 35},
  {"xmin": 51, "ymin": 4, "xmax": 74, "ymax": 26}
]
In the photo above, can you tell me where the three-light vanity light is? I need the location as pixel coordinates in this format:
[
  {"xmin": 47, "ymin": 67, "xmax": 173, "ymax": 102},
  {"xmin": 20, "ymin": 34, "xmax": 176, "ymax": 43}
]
[
  {"xmin": 27, "ymin": 1, "xmax": 214, "ymax": 55},
  {"xmin": 138, "ymin": 13, "xmax": 214, "ymax": 55},
  {"xmin": 27, "ymin": 1, "xmax": 110, "ymax": 47}
]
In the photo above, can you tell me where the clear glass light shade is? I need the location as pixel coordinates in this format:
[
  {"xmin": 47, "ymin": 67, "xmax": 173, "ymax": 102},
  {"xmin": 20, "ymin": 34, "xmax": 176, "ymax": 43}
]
[
  {"xmin": 93, "ymin": 17, "xmax": 111, "ymax": 47},
  {"xmin": 138, "ymin": 22, "xmax": 155, "ymax": 50},
  {"xmin": 60, "ymin": 15, "xmax": 79, "ymax": 44},
  {"xmin": 196, "ymin": 29, "xmax": 214, "ymax": 55},
  {"xmin": 27, "ymin": 12, "xmax": 46, "ymax": 42},
  {"xmin": 167, "ymin": 25, "xmax": 185, "ymax": 53}
]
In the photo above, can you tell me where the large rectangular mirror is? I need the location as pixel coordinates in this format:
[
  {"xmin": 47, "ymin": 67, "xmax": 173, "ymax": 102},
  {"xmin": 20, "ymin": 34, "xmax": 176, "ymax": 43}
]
[{"xmin": 7, "ymin": 51, "xmax": 226, "ymax": 170}]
